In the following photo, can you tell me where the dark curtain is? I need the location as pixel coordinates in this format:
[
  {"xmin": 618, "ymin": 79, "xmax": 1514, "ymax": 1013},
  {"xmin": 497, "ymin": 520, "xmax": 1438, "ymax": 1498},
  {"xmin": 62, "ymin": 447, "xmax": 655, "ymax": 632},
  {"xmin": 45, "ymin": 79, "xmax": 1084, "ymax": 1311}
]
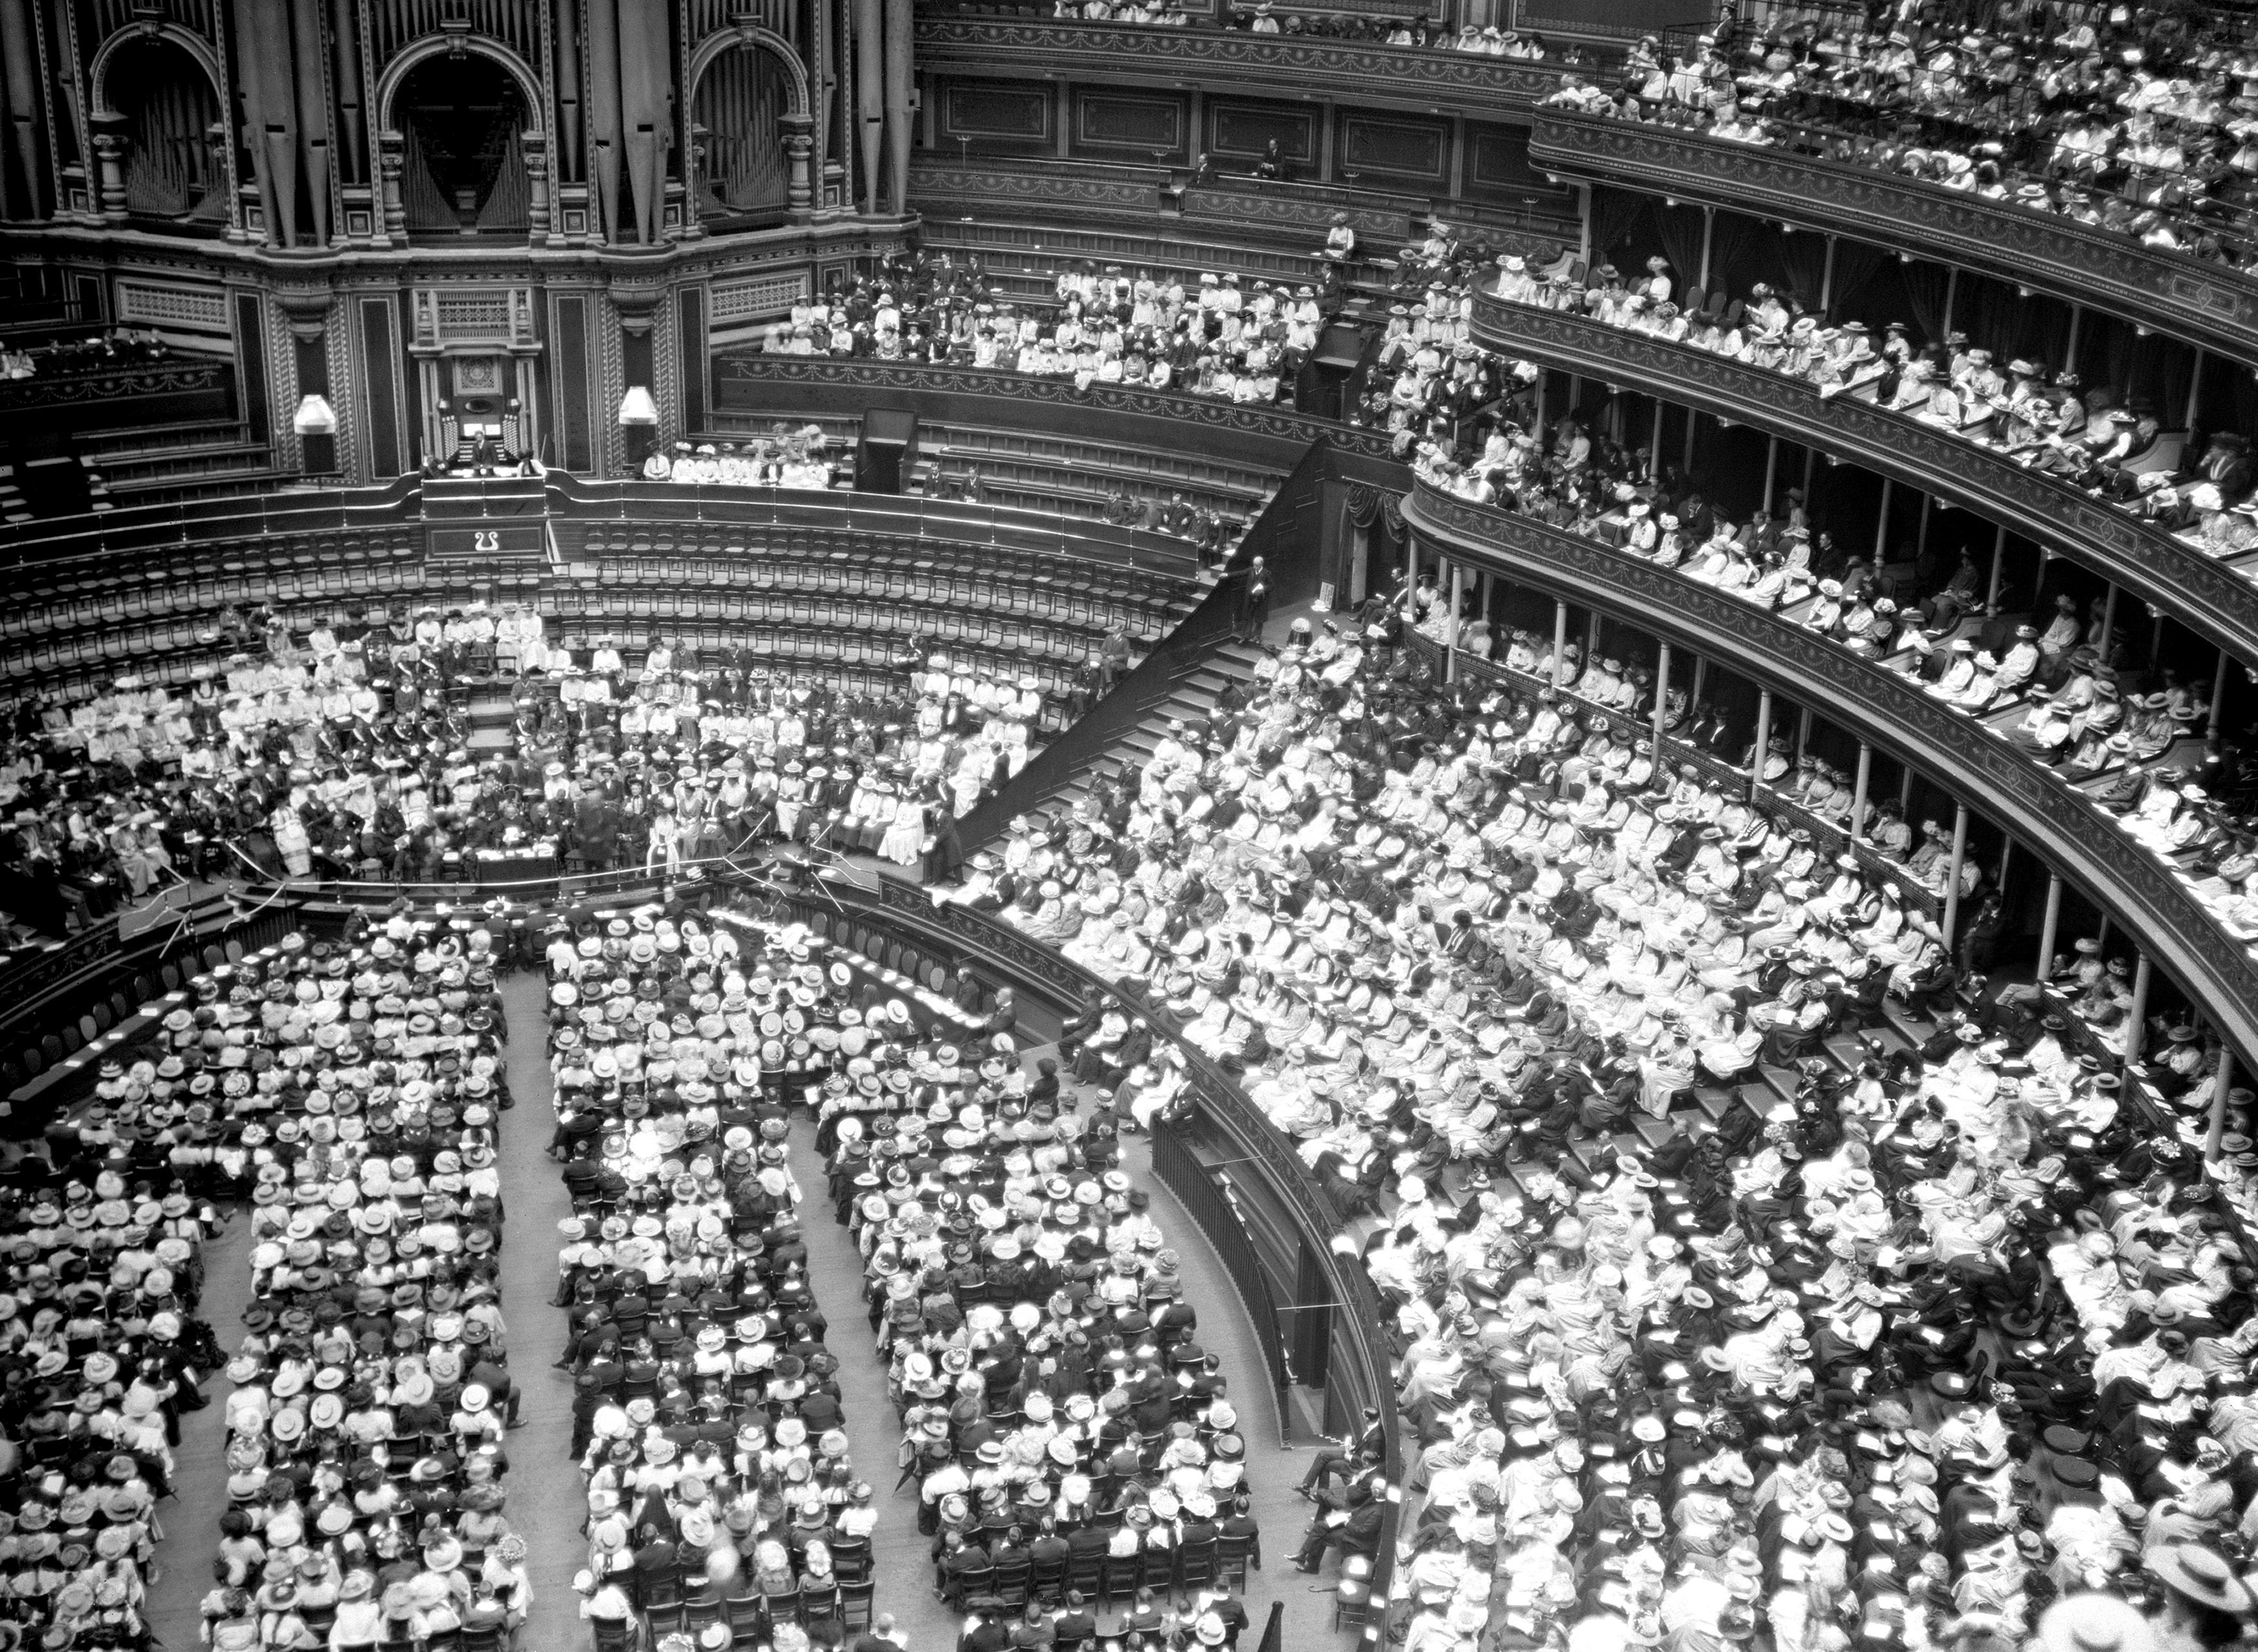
[
  {"xmin": 1588, "ymin": 185, "xmax": 1648, "ymax": 270},
  {"xmin": 1893, "ymin": 261, "xmax": 1953, "ymax": 345},
  {"xmin": 1821, "ymin": 239, "xmax": 1887, "ymax": 326},
  {"xmin": 1699, "ymin": 208, "xmax": 1768, "ymax": 299},
  {"xmin": 1648, "ymin": 201, "xmax": 1707, "ymax": 301}
]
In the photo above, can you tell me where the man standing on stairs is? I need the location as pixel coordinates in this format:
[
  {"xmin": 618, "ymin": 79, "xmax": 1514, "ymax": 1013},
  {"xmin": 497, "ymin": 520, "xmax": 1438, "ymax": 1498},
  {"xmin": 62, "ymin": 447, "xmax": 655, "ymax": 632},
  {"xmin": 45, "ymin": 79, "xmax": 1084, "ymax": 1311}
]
[{"xmin": 1233, "ymin": 557, "xmax": 1272, "ymax": 645}]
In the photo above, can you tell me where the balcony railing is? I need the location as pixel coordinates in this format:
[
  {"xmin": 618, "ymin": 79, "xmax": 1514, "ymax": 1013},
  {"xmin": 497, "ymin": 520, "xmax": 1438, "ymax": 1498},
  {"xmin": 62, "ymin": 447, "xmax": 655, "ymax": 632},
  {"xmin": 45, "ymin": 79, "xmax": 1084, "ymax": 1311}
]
[
  {"xmin": 712, "ymin": 351, "xmax": 1403, "ymax": 463},
  {"xmin": 1467, "ymin": 285, "xmax": 2258, "ymax": 668},
  {"xmin": 913, "ymin": 14, "xmax": 1571, "ymax": 113},
  {"xmin": 1401, "ymin": 475, "xmax": 2258, "ymax": 1075},
  {"xmin": 1528, "ymin": 109, "xmax": 2258, "ymax": 370}
]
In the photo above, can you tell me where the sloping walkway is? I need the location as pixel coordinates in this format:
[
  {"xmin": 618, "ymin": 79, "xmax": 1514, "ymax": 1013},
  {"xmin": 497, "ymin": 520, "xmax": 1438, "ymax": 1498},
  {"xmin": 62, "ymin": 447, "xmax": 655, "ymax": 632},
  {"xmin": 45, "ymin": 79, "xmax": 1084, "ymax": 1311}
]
[
  {"xmin": 145, "ymin": 1208, "xmax": 259, "ymax": 1652},
  {"xmin": 497, "ymin": 973, "xmax": 587, "ymax": 1652}
]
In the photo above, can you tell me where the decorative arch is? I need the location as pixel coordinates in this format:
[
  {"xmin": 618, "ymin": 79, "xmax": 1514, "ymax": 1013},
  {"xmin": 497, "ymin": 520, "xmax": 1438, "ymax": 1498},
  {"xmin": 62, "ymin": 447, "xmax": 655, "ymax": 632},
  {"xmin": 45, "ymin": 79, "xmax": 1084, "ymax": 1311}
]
[
  {"xmin": 686, "ymin": 25, "xmax": 811, "ymax": 123},
  {"xmin": 372, "ymin": 35, "xmax": 546, "ymax": 137},
  {"xmin": 89, "ymin": 21, "xmax": 223, "ymax": 116}
]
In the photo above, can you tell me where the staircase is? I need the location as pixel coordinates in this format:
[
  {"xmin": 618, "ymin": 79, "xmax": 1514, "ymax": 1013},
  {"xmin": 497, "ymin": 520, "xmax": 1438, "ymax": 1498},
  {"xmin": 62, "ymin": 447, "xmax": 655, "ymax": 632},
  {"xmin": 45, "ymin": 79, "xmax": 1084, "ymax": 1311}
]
[{"xmin": 1017, "ymin": 636, "xmax": 1267, "ymax": 825}]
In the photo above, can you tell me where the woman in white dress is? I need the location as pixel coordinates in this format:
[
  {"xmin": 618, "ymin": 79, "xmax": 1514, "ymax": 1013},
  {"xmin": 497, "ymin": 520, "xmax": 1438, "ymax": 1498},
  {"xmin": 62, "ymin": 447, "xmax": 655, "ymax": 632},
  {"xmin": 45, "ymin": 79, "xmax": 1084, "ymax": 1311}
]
[{"xmin": 879, "ymin": 790, "xmax": 928, "ymax": 868}]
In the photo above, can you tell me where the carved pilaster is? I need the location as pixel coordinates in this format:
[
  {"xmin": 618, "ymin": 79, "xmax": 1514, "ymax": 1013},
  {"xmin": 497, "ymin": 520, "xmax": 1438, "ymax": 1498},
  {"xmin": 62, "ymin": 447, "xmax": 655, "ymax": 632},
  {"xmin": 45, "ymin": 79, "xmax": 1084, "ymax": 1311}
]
[
  {"xmin": 375, "ymin": 127, "xmax": 404, "ymax": 244},
  {"xmin": 523, "ymin": 128, "xmax": 550, "ymax": 245},
  {"xmin": 781, "ymin": 113, "xmax": 813, "ymax": 223}
]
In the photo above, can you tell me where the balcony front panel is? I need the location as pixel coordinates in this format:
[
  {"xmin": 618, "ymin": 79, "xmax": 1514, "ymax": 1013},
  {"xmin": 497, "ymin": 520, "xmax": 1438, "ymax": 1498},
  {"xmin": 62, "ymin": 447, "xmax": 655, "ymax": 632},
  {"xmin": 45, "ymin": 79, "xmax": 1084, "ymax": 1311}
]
[
  {"xmin": 914, "ymin": 17, "xmax": 1569, "ymax": 114},
  {"xmin": 1529, "ymin": 110, "xmax": 2258, "ymax": 370},
  {"xmin": 1470, "ymin": 289, "xmax": 2258, "ymax": 668},
  {"xmin": 1404, "ymin": 476, "xmax": 2258, "ymax": 1073}
]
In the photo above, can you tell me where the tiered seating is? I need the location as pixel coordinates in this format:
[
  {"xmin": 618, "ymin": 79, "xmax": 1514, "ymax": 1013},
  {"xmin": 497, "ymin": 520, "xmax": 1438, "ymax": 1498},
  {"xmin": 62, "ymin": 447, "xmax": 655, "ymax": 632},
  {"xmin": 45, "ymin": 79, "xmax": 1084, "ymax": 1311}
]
[
  {"xmin": 546, "ymin": 908, "xmax": 908, "ymax": 1644},
  {"xmin": 814, "ymin": 982, "xmax": 1266, "ymax": 1617}
]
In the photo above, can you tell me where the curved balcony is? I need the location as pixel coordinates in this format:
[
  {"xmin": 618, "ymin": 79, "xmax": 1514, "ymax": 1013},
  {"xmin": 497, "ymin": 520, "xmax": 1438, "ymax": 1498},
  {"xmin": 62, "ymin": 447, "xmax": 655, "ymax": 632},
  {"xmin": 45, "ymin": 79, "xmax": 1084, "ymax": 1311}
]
[
  {"xmin": 1401, "ymin": 475, "xmax": 2258, "ymax": 1076},
  {"xmin": 913, "ymin": 14, "xmax": 1568, "ymax": 114},
  {"xmin": 1528, "ymin": 109, "xmax": 2258, "ymax": 370},
  {"xmin": 1468, "ymin": 287, "xmax": 2258, "ymax": 668},
  {"xmin": 712, "ymin": 352, "xmax": 1401, "ymax": 468}
]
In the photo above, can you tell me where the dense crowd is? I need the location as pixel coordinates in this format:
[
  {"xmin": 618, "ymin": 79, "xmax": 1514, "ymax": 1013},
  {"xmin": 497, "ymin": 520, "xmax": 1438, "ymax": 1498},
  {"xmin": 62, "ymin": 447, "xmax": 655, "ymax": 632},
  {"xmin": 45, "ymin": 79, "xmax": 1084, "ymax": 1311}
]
[
  {"xmin": 1484, "ymin": 249, "xmax": 2252, "ymax": 555},
  {"xmin": 941, "ymin": 615, "xmax": 2258, "ymax": 1652},
  {"xmin": 543, "ymin": 906, "xmax": 875, "ymax": 1638},
  {"xmin": 758, "ymin": 253, "xmax": 1335, "ymax": 412},
  {"xmin": 0, "ymin": 1059, "xmax": 229, "ymax": 1652},
  {"xmin": 150, "ymin": 917, "xmax": 533, "ymax": 1652},
  {"xmin": 0, "ymin": 601, "xmax": 1054, "ymax": 935},
  {"xmin": 1545, "ymin": 10, "xmax": 2258, "ymax": 270},
  {"xmin": 808, "ymin": 982, "xmax": 1271, "ymax": 1610}
]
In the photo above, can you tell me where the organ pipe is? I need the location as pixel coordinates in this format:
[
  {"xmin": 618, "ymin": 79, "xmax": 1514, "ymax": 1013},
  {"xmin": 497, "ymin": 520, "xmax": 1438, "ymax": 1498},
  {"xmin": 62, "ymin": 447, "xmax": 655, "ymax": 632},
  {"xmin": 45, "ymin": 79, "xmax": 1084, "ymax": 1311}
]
[
  {"xmin": 291, "ymin": 0, "xmax": 332, "ymax": 242},
  {"xmin": 584, "ymin": 0, "xmax": 623, "ymax": 241}
]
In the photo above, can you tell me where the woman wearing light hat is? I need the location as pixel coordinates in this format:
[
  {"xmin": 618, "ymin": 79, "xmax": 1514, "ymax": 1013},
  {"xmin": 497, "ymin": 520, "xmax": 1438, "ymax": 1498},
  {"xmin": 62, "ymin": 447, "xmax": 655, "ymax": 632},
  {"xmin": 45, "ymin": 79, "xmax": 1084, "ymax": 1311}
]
[{"xmin": 2146, "ymin": 1546, "xmax": 2253, "ymax": 1652}]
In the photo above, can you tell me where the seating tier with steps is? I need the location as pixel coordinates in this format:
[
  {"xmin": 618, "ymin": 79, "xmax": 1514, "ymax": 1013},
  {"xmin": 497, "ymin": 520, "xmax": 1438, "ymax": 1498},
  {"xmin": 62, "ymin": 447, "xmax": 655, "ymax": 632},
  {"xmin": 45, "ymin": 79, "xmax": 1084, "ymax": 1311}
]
[
  {"xmin": 994, "ymin": 637, "xmax": 1268, "ymax": 827},
  {"xmin": 917, "ymin": 215, "xmax": 1350, "ymax": 301},
  {"xmin": 694, "ymin": 410, "xmax": 1277, "ymax": 527}
]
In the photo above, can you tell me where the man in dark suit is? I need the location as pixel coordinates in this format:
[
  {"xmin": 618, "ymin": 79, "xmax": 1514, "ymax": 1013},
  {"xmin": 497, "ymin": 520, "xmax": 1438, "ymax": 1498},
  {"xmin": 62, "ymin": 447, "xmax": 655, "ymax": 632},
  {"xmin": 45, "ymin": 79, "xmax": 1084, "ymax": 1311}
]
[{"xmin": 1294, "ymin": 1480, "xmax": 1387, "ymax": 1573}]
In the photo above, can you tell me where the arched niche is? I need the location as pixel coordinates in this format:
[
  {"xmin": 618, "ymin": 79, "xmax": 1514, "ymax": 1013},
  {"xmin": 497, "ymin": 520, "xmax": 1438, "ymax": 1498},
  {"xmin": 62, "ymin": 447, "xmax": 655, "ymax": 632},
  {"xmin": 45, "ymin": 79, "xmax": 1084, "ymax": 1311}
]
[
  {"xmin": 92, "ymin": 28, "xmax": 227, "ymax": 227},
  {"xmin": 375, "ymin": 38, "xmax": 548, "ymax": 242},
  {"xmin": 686, "ymin": 27, "xmax": 815, "ymax": 222}
]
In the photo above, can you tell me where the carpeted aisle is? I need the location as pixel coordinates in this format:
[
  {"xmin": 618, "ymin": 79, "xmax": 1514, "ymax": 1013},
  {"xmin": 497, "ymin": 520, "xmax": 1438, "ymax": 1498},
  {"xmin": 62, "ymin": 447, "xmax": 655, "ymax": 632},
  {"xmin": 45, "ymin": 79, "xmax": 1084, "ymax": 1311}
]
[
  {"xmin": 144, "ymin": 1207, "xmax": 260, "ymax": 1652},
  {"xmin": 497, "ymin": 973, "xmax": 588, "ymax": 1652},
  {"xmin": 788, "ymin": 1117, "xmax": 963, "ymax": 1649}
]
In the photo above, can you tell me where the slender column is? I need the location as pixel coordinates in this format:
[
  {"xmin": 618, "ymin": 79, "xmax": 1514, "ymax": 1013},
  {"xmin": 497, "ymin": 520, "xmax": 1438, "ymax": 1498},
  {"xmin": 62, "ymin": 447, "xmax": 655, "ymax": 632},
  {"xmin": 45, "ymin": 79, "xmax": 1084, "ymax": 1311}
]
[
  {"xmin": 2064, "ymin": 303, "xmax": 2083, "ymax": 374},
  {"xmin": 1940, "ymin": 267, "xmax": 1959, "ymax": 337},
  {"xmin": 883, "ymin": 0, "xmax": 912, "ymax": 214},
  {"xmin": 1818, "ymin": 235, "xmax": 1836, "ymax": 315},
  {"xmin": 1986, "ymin": 526, "xmax": 2006, "ymax": 609},
  {"xmin": 1577, "ymin": 183, "xmax": 1592, "ymax": 264},
  {"xmin": 0, "ymin": 0, "xmax": 41, "ymax": 219},
  {"xmin": 1653, "ymin": 643, "xmax": 1671, "ymax": 745},
  {"xmin": 1681, "ymin": 408, "xmax": 1696, "ymax": 472},
  {"xmin": 1750, "ymin": 690, "xmax": 1772, "ymax": 802},
  {"xmin": 1445, "ymin": 561, "xmax": 1463, "ymax": 684},
  {"xmin": 1795, "ymin": 706, "xmax": 1812, "ymax": 764},
  {"xmin": 1915, "ymin": 495, "xmax": 1933, "ymax": 564},
  {"xmin": 2122, "ymin": 959, "xmax": 2152, "ymax": 1068},
  {"xmin": 1763, "ymin": 437, "xmax": 1778, "ymax": 512},
  {"xmin": 2185, "ymin": 350, "xmax": 2206, "ymax": 433},
  {"xmin": 1697, "ymin": 205, "xmax": 1714, "ymax": 288},
  {"xmin": 1873, "ymin": 478, "xmax": 1892, "ymax": 559},
  {"xmin": 2036, "ymin": 873, "xmax": 2063, "ymax": 973},
  {"xmin": 1552, "ymin": 601, "xmax": 1568, "ymax": 689},
  {"xmin": 2212, "ymin": 651, "xmax": 2232, "ymax": 739},
  {"xmin": 2210, "ymin": 1050, "xmax": 2237, "ymax": 1161},
  {"xmin": 1940, "ymin": 804, "xmax": 1970, "ymax": 946},
  {"xmin": 1650, "ymin": 399, "xmax": 1664, "ymax": 476},
  {"xmin": 2099, "ymin": 583, "xmax": 2117, "ymax": 666},
  {"xmin": 1851, "ymin": 744, "xmax": 1871, "ymax": 839}
]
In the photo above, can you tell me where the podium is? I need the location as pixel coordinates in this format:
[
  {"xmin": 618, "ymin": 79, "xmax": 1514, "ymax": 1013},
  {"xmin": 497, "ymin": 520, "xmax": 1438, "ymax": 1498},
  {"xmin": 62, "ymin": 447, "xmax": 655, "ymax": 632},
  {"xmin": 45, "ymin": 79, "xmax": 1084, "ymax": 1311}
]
[{"xmin": 857, "ymin": 408, "xmax": 919, "ymax": 493}]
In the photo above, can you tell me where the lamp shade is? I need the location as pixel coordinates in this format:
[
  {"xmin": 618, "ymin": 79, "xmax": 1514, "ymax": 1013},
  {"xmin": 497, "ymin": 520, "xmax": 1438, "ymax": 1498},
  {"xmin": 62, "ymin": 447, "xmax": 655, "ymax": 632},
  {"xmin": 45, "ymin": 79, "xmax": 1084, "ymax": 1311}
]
[
  {"xmin": 292, "ymin": 393, "xmax": 337, "ymax": 436},
  {"xmin": 617, "ymin": 386, "xmax": 658, "ymax": 426}
]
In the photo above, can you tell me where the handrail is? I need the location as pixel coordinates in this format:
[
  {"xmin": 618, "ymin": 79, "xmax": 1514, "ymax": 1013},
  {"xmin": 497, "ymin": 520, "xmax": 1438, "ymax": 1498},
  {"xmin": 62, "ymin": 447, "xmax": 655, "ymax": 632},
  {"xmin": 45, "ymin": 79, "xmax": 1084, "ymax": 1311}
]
[
  {"xmin": 1526, "ymin": 108, "xmax": 2258, "ymax": 371},
  {"xmin": 1466, "ymin": 286, "xmax": 2258, "ymax": 671},
  {"xmin": 790, "ymin": 871, "xmax": 1403, "ymax": 1580},
  {"xmin": 710, "ymin": 352, "xmax": 1404, "ymax": 464},
  {"xmin": 1401, "ymin": 476, "xmax": 2258, "ymax": 1077},
  {"xmin": 912, "ymin": 14, "xmax": 1574, "ymax": 113}
]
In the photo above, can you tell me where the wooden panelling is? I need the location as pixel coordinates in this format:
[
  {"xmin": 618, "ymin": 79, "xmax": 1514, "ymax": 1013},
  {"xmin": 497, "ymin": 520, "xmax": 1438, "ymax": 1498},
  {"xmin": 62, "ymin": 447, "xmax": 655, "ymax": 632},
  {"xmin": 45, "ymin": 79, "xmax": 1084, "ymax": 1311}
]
[
  {"xmin": 358, "ymin": 297, "xmax": 401, "ymax": 479},
  {"xmin": 939, "ymin": 80, "xmax": 1054, "ymax": 154},
  {"xmin": 1465, "ymin": 119, "xmax": 1557, "ymax": 199},
  {"xmin": 1206, "ymin": 97, "xmax": 1316, "ymax": 166},
  {"xmin": 1338, "ymin": 112, "xmax": 1448, "ymax": 184},
  {"xmin": 1072, "ymin": 88, "xmax": 1189, "ymax": 163}
]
